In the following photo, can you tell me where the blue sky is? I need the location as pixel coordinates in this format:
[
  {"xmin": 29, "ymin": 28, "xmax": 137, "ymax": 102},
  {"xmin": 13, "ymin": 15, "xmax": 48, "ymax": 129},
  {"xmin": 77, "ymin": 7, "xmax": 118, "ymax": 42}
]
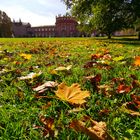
[{"xmin": 0, "ymin": 0, "xmax": 67, "ymax": 26}]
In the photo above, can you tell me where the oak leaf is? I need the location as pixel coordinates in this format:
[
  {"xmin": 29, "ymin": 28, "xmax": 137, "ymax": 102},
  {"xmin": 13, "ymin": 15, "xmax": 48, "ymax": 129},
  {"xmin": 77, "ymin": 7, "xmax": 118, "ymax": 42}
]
[{"xmin": 55, "ymin": 83, "xmax": 90, "ymax": 105}]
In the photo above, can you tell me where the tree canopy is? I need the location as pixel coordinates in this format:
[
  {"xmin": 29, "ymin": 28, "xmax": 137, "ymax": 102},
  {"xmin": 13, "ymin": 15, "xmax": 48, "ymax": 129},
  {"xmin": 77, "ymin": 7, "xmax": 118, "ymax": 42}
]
[
  {"xmin": 62, "ymin": 0, "xmax": 140, "ymax": 39},
  {"xmin": 0, "ymin": 10, "xmax": 12, "ymax": 37}
]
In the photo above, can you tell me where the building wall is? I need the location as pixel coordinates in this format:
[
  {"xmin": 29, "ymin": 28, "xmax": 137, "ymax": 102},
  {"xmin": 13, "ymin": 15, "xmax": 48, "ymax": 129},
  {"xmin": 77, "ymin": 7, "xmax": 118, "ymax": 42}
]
[
  {"xmin": 12, "ymin": 21, "xmax": 31, "ymax": 37},
  {"xmin": 12, "ymin": 16, "xmax": 79, "ymax": 37},
  {"xmin": 55, "ymin": 16, "xmax": 79, "ymax": 37},
  {"xmin": 31, "ymin": 26, "xmax": 55, "ymax": 37},
  {"xmin": 114, "ymin": 28, "xmax": 136, "ymax": 36}
]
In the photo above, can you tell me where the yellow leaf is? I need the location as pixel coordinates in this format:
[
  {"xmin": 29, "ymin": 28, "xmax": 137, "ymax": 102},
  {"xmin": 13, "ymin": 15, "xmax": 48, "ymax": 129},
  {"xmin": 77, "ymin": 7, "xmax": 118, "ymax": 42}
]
[
  {"xmin": 54, "ymin": 65, "xmax": 72, "ymax": 71},
  {"xmin": 20, "ymin": 53, "xmax": 32, "ymax": 60},
  {"xmin": 50, "ymin": 70, "xmax": 58, "ymax": 75},
  {"xmin": 134, "ymin": 56, "xmax": 140, "ymax": 66},
  {"xmin": 113, "ymin": 56, "xmax": 124, "ymax": 62},
  {"xmin": 55, "ymin": 83, "xmax": 90, "ymax": 105}
]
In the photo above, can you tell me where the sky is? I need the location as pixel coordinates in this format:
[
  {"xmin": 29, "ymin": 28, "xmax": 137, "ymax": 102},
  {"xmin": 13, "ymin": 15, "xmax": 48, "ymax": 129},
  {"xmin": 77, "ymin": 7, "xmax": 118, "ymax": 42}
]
[{"xmin": 0, "ymin": 0, "xmax": 67, "ymax": 26}]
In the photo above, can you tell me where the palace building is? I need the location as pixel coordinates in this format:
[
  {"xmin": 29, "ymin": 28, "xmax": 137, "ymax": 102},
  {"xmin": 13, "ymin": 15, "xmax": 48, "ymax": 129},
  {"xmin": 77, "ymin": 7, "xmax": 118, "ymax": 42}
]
[{"xmin": 12, "ymin": 15, "xmax": 80, "ymax": 37}]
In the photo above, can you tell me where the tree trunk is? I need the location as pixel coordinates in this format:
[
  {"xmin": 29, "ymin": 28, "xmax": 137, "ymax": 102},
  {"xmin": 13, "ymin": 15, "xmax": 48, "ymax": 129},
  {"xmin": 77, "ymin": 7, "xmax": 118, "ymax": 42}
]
[
  {"xmin": 107, "ymin": 34, "xmax": 111, "ymax": 39},
  {"xmin": 138, "ymin": 31, "xmax": 140, "ymax": 40}
]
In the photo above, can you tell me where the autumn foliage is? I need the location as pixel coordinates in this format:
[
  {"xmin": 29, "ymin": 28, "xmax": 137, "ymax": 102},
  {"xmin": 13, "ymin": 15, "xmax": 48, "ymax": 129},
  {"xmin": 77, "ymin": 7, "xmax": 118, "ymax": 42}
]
[{"xmin": 1, "ymin": 38, "xmax": 140, "ymax": 139}]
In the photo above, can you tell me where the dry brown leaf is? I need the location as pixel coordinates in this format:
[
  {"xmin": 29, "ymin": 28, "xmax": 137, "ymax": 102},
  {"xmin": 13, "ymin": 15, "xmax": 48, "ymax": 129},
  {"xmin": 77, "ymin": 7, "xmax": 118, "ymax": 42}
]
[
  {"xmin": 33, "ymin": 81, "xmax": 58, "ymax": 93},
  {"xmin": 38, "ymin": 115, "xmax": 58, "ymax": 137},
  {"xmin": 55, "ymin": 83, "xmax": 90, "ymax": 105},
  {"xmin": 70, "ymin": 116, "xmax": 113, "ymax": 140},
  {"xmin": 18, "ymin": 71, "xmax": 42, "ymax": 80},
  {"xmin": 68, "ymin": 108, "xmax": 84, "ymax": 113},
  {"xmin": 117, "ymin": 84, "xmax": 131, "ymax": 94},
  {"xmin": 121, "ymin": 103, "xmax": 140, "ymax": 116}
]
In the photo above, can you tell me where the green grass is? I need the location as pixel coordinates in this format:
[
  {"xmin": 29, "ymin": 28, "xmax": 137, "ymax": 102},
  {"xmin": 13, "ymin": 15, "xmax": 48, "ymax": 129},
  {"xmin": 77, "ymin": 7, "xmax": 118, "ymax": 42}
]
[{"xmin": 0, "ymin": 37, "xmax": 140, "ymax": 140}]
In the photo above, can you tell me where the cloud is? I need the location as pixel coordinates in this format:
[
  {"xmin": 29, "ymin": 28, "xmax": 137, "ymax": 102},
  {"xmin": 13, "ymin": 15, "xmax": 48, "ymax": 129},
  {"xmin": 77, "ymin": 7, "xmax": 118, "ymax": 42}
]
[{"xmin": 0, "ymin": 0, "xmax": 67, "ymax": 26}]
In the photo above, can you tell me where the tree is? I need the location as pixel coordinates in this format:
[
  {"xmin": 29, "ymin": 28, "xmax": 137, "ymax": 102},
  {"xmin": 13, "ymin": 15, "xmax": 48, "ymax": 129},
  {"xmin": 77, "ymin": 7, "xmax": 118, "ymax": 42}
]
[
  {"xmin": 0, "ymin": 10, "xmax": 12, "ymax": 37},
  {"xmin": 135, "ymin": 18, "xmax": 140, "ymax": 39},
  {"xmin": 62, "ymin": 0, "xmax": 140, "ymax": 39}
]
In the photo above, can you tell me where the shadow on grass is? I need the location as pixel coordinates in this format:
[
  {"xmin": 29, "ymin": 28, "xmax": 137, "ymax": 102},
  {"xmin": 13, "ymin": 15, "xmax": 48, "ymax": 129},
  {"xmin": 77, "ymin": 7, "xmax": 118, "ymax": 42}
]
[{"xmin": 92, "ymin": 36, "xmax": 140, "ymax": 47}]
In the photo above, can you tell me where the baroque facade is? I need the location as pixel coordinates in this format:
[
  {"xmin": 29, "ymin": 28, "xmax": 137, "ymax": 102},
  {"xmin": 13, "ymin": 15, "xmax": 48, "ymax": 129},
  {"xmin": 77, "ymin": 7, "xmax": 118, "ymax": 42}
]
[{"xmin": 12, "ymin": 16, "xmax": 80, "ymax": 37}]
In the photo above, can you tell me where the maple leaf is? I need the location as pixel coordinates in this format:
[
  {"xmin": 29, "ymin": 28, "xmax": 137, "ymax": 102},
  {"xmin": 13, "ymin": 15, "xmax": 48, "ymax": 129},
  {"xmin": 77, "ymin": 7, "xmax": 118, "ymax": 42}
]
[
  {"xmin": 70, "ymin": 116, "xmax": 113, "ymax": 140},
  {"xmin": 55, "ymin": 83, "xmax": 90, "ymax": 105},
  {"xmin": 134, "ymin": 56, "xmax": 140, "ymax": 66},
  {"xmin": 20, "ymin": 53, "xmax": 32, "ymax": 60}
]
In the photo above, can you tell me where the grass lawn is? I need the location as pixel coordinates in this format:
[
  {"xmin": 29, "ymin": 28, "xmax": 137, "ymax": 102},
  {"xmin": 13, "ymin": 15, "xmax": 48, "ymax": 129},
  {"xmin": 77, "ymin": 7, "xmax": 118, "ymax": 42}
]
[{"xmin": 0, "ymin": 37, "xmax": 140, "ymax": 139}]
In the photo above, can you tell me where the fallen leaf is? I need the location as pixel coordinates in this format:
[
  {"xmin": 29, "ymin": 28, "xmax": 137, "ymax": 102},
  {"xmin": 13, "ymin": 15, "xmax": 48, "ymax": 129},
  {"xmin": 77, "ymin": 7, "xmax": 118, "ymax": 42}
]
[
  {"xmin": 99, "ymin": 109, "xmax": 110, "ymax": 116},
  {"xmin": 18, "ymin": 71, "xmax": 42, "ymax": 80},
  {"xmin": 50, "ymin": 70, "xmax": 58, "ymax": 75},
  {"xmin": 134, "ymin": 56, "xmax": 140, "ymax": 66},
  {"xmin": 35, "ymin": 115, "xmax": 58, "ymax": 137},
  {"xmin": 132, "ymin": 80, "xmax": 140, "ymax": 88},
  {"xmin": 117, "ymin": 84, "xmax": 131, "ymax": 94},
  {"xmin": 113, "ymin": 56, "xmax": 124, "ymax": 62},
  {"xmin": 83, "ymin": 61, "xmax": 97, "ymax": 68},
  {"xmin": 97, "ymin": 84, "xmax": 112, "ymax": 96},
  {"xmin": 41, "ymin": 102, "xmax": 52, "ymax": 110},
  {"xmin": 20, "ymin": 53, "xmax": 32, "ymax": 60},
  {"xmin": 121, "ymin": 103, "xmax": 140, "ymax": 116},
  {"xmin": 55, "ymin": 83, "xmax": 90, "ymax": 105},
  {"xmin": 33, "ymin": 81, "xmax": 58, "ymax": 93},
  {"xmin": 112, "ymin": 78, "xmax": 126, "ymax": 84},
  {"xmin": 130, "ymin": 94, "xmax": 140, "ymax": 109},
  {"xmin": 70, "ymin": 116, "xmax": 113, "ymax": 140},
  {"xmin": 85, "ymin": 74, "xmax": 101, "ymax": 91},
  {"xmin": 102, "ymin": 54, "xmax": 112, "ymax": 60},
  {"xmin": 68, "ymin": 108, "xmax": 84, "ymax": 113},
  {"xmin": 55, "ymin": 65, "xmax": 72, "ymax": 71},
  {"xmin": 91, "ymin": 54, "xmax": 102, "ymax": 60}
]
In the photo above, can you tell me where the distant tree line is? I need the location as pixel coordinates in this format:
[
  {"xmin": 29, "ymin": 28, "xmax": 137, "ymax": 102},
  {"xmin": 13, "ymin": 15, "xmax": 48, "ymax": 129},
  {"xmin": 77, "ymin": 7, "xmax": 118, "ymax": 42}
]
[
  {"xmin": 62, "ymin": 0, "xmax": 140, "ymax": 39},
  {"xmin": 0, "ymin": 10, "xmax": 12, "ymax": 37}
]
